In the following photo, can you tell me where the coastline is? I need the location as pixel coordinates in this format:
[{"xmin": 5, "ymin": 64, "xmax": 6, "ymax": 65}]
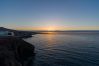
[{"xmin": 0, "ymin": 36, "xmax": 35, "ymax": 66}]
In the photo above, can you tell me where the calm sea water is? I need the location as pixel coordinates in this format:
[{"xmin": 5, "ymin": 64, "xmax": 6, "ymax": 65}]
[{"xmin": 24, "ymin": 32, "xmax": 99, "ymax": 66}]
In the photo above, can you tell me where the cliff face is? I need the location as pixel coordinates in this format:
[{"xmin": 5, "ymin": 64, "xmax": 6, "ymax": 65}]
[{"xmin": 0, "ymin": 37, "xmax": 35, "ymax": 66}]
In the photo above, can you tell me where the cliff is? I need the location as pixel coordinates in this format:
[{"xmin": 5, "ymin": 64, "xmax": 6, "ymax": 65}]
[{"xmin": 0, "ymin": 37, "xmax": 35, "ymax": 66}]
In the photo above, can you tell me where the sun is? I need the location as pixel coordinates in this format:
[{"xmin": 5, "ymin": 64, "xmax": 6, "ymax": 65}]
[{"xmin": 47, "ymin": 27, "xmax": 55, "ymax": 31}]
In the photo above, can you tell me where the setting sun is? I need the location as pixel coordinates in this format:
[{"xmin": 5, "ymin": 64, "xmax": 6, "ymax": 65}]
[{"xmin": 47, "ymin": 27, "xmax": 56, "ymax": 31}]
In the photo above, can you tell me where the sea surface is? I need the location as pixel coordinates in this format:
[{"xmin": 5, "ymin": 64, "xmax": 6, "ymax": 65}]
[{"xmin": 24, "ymin": 32, "xmax": 99, "ymax": 66}]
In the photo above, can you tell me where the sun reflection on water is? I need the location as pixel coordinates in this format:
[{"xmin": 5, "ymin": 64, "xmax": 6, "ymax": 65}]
[{"xmin": 43, "ymin": 33, "xmax": 56, "ymax": 47}]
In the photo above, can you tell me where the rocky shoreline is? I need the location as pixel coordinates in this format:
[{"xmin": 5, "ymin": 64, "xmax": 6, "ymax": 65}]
[
  {"xmin": 0, "ymin": 27, "xmax": 38, "ymax": 38},
  {"xmin": 0, "ymin": 37, "xmax": 35, "ymax": 66}
]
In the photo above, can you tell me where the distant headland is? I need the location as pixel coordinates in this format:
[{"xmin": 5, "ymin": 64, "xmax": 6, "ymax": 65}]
[{"xmin": 0, "ymin": 27, "xmax": 38, "ymax": 38}]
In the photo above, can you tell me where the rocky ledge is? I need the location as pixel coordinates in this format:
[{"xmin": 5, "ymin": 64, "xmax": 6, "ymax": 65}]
[{"xmin": 0, "ymin": 37, "xmax": 35, "ymax": 66}]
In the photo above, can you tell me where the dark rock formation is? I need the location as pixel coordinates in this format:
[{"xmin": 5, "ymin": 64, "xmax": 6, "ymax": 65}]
[
  {"xmin": 0, "ymin": 37, "xmax": 35, "ymax": 66},
  {"xmin": 0, "ymin": 27, "xmax": 38, "ymax": 38}
]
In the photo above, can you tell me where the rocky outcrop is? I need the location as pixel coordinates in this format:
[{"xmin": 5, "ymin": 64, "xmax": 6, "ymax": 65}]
[
  {"xmin": 0, "ymin": 27, "xmax": 38, "ymax": 38},
  {"xmin": 0, "ymin": 37, "xmax": 35, "ymax": 66}
]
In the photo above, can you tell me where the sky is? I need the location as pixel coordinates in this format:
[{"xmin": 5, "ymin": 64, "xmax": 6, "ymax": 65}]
[{"xmin": 0, "ymin": 0, "xmax": 99, "ymax": 30}]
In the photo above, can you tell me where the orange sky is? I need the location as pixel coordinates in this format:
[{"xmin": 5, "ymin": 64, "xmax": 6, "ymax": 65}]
[{"xmin": 14, "ymin": 26, "xmax": 99, "ymax": 31}]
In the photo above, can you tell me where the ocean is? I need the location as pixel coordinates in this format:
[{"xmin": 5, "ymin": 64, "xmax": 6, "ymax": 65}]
[{"xmin": 24, "ymin": 31, "xmax": 99, "ymax": 66}]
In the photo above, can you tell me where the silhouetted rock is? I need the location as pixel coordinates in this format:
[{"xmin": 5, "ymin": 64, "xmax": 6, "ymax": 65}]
[
  {"xmin": 0, "ymin": 37, "xmax": 35, "ymax": 66},
  {"xmin": 0, "ymin": 27, "xmax": 38, "ymax": 38}
]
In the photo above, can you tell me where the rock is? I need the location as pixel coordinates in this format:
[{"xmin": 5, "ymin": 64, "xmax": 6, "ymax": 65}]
[
  {"xmin": 0, "ymin": 27, "xmax": 38, "ymax": 38},
  {"xmin": 0, "ymin": 37, "xmax": 35, "ymax": 66}
]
